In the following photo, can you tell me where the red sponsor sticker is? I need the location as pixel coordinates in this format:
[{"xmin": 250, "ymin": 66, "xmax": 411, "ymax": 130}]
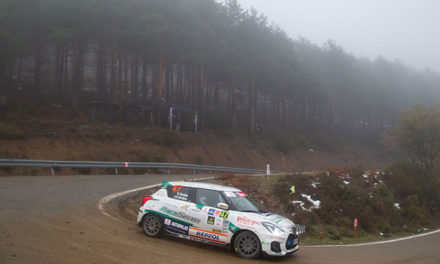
[
  {"xmin": 237, "ymin": 216, "xmax": 260, "ymax": 226},
  {"xmin": 237, "ymin": 192, "xmax": 248, "ymax": 197},
  {"xmin": 215, "ymin": 210, "xmax": 220, "ymax": 215}
]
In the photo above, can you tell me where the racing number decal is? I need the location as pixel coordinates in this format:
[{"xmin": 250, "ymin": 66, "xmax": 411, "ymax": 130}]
[
  {"xmin": 219, "ymin": 211, "xmax": 229, "ymax": 219},
  {"xmin": 172, "ymin": 185, "xmax": 183, "ymax": 193}
]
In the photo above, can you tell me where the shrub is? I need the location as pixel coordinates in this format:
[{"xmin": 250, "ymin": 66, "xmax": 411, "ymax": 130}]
[
  {"xmin": 0, "ymin": 122, "xmax": 26, "ymax": 139},
  {"xmin": 274, "ymin": 134, "xmax": 294, "ymax": 154},
  {"xmin": 153, "ymin": 151, "xmax": 168, "ymax": 163},
  {"xmin": 401, "ymin": 195, "xmax": 428, "ymax": 226},
  {"xmin": 311, "ymin": 134, "xmax": 340, "ymax": 153},
  {"xmin": 138, "ymin": 152, "xmax": 151, "ymax": 162},
  {"xmin": 272, "ymin": 174, "xmax": 313, "ymax": 206},
  {"xmin": 151, "ymin": 129, "xmax": 181, "ymax": 148},
  {"xmin": 383, "ymin": 161, "xmax": 420, "ymax": 200},
  {"xmin": 273, "ymin": 133, "xmax": 309, "ymax": 154},
  {"xmin": 325, "ymin": 226, "xmax": 341, "ymax": 240},
  {"xmin": 3, "ymin": 103, "xmax": 39, "ymax": 121},
  {"xmin": 194, "ymin": 155, "xmax": 203, "ymax": 165}
]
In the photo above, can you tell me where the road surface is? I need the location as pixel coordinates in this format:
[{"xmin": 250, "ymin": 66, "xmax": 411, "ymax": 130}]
[{"xmin": 1, "ymin": 175, "xmax": 439, "ymax": 264}]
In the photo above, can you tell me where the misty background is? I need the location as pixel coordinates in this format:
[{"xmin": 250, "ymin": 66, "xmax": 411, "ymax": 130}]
[
  {"xmin": 236, "ymin": 0, "xmax": 440, "ymax": 72},
  {"xmin": 1, "ymin": 0, "xmax": 440, "ymax": 144}
]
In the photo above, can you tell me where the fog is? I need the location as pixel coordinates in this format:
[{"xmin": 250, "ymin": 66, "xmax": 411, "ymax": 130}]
[{"xmin": 236, "ymin": 0, "xmax": 440, "ymax": 72}]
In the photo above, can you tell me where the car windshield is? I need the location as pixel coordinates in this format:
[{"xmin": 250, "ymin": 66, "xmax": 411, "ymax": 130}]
[{"xmin": 223, "ymin": 191, "xmax": 260, "ymax": 212}]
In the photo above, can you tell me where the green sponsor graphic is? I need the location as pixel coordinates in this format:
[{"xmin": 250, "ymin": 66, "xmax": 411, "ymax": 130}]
[
  {"xmin": 229, "ymin": 222, "xmax": 240, "ymax": 233},
  {"xmin": 160, "ymin": 206, "xmax": 201, "ymax": 224},
  {"xmin": 144, "ymin": 209, "xmax": 193, "ymax": 226},
  {"xmin": 195, "ymin": 203, "xmax": 204, "ymax": 210},
  {"xmin": 162, "ymin": 181, "xmax": 173, "ymax": 186}
]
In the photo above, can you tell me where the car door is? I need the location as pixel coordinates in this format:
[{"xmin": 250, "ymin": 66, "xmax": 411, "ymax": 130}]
[
  {"xmin": 188, "ymin": 188, "xmax": 230, "ymax": 245},
  {"xmin": 162, "ymin": 185, "xmax": 201, "ymax": 236}
]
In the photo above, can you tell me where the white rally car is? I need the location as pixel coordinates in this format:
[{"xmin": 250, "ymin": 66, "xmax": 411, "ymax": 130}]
[{"xmin": 137, "ymin": 181, "xmax": 301, "ymax": 258}]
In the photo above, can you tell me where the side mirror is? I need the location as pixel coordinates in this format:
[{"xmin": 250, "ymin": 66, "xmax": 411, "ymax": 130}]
[{"xmin": 217, "ymin": 203, "xmax": 229, "ymax": 210}]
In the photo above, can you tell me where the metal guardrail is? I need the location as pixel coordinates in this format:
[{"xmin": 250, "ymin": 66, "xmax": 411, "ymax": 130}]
[{"xmin": 0, "ymin": 159, "xmax": 266, "ymax": 175}]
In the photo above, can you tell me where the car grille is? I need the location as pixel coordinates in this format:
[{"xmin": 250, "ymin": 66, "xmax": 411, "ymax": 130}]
[{"xmin": 285, "ymin": 233, "xmax": 298, "ymax": 250}]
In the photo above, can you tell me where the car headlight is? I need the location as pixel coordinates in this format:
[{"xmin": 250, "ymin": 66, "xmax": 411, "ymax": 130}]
[{"xmin": 262, "ymin": 222, "xmax": 284, "ymax": 234}]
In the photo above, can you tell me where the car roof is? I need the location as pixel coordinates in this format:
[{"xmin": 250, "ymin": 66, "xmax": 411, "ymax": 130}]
[{"xmin": 166, "ymin": 181, "xmax": 241, "ymax": 192}]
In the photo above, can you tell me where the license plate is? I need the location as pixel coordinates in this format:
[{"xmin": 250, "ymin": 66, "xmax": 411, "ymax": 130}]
[{"xmin": 293, "ymin": 238, "xmax": 298, "ymax": 245}]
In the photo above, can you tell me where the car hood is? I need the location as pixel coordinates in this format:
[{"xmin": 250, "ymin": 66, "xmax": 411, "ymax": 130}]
[{"xmin": 241, "ymin": 212, "xmax": 295, "ymax": 232}]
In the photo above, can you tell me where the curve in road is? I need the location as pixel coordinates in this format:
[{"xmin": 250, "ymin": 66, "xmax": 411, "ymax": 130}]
[{"xmin": 1, "ymin": 175, "xmax": 439, "ymax": 264}]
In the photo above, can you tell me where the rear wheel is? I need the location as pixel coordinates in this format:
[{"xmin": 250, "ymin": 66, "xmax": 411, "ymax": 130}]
[
  {"xmin": 233, "ymin": 231, "xmax": 261, "ymax": 259},
  {"xmin": 142, "ymin": 214, "xmax": 162, "ymax": 237}
]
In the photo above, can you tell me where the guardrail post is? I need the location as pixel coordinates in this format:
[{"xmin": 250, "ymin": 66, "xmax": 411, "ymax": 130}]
[
  {"xmin": 50, "ymin": 167, "xmax": 55, "ymax": 176},
  {"xmin": 115, "ymin": 168, "xmax": 118, "ymax": 175}
]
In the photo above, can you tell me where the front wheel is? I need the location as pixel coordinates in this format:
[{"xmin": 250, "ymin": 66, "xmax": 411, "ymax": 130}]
[
  {"xmin": 233, "ymin": 231, "xmax": 261, "ymax": 259},
  {"xmin": 142, "ymin": 214, "xmax": 162, "ymax": 237}
]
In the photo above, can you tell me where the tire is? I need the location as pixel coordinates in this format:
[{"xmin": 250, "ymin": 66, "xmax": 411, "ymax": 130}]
[
  {"xmin": 233, "ymin": 231, "xmax": 261, "ymax": 259},
  {"xmin": 142, "ymin": 214, "xmax": 163, "ymax": 237}
]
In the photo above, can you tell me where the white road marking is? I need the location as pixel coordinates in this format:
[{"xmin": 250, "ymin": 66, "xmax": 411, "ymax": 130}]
[
  {"xmin": 98, "ymin": 176, "xmax": 440, "ymax": 247},
  {"xmin": 303, "ymin": 228, "xmax": 440, "ymax": 248},
  {"xmin": 97, "ymin": 177, "xmax": 215, "ymax": 221}
]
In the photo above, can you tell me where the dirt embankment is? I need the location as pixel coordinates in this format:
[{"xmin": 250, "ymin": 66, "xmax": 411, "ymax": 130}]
[{"xmin": 0, "ymin": 120, "xmax": 394, "ymax": 176}]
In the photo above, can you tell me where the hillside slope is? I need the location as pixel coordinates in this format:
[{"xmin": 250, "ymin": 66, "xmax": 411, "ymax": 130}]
[{"xmin": 0, "ymin": 120, "xmax": 394, "ymax": 176}]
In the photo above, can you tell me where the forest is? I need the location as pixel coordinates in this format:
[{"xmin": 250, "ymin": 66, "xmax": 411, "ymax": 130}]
[{"xmin": 1, "ymin": 0, "xmax": 440, "ymax": 139}]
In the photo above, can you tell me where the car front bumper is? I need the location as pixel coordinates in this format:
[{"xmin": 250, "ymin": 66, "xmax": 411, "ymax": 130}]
[{"xmin": 261, "ymin": 233, "xmax": 299, "ymax": 256}]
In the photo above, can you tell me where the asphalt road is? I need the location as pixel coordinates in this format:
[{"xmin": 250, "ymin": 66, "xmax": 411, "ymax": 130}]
[{"xmin": 1, "ymin": 175, "xmax": 439, "ymax": 264}]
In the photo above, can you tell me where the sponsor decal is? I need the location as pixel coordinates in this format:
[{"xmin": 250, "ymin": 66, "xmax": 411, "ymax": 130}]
[
  {"xmin": 196, "ymin": 203, "xmax": 205, "ymax": 210},
  {"xmin": 215, "ymin": 218, "xmax": 222, "ymax": 227},
  {"xmin": 207, "ymin": 216, "xmax": 215, "ymax": 225},
  {"xmin": 164, "ymin": 202, "xmax": 178, "ymax": 209},
  {"xmin": 228, "ymin": 222, "xmax": 240, "ymax": 233},
  {"xmin": 224, "ymin": 191, "xmax": 237, "ymax": 197},
  {"xmin": 173, "ymin": 192, "xmax": 189, "ymax": 201},
  {"xmin": 163, "ymin": 218, "xmax": 190, "ymax": 235},
  {"xmin": 215, "ymin": 210, "xmax": 220, "ymax": 215},
  {"xmin": 237, "ymin": 192, "xmax": 248, "ymax": 197},
  {"xmin": 219, "ymin": 211, "xmax": 229, "ymax": 219},
  {"xmin": 212, "ymin": 229, "xmax": 222, "ymax": 234},
  {"xmin": 196, "ymin": 231, "xmax": 219, "ymax": 240},
  {"xmin": 189, "ymin": 227, "xmax": 227, "ymax": 244},
  {"xmin": 237, "ymin": 216, "xmax": 260, "ymax": 226},
  {"xmin": 180, "ymin": 204, "xmax": 190, "ymax": 210},
  {"xmin": 208, "ymin": 208, "xmax": 216, "ymax": 216},
  {"xmin": 159, "ymin": 206, "xmax": 201, "ymax": 224}
]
